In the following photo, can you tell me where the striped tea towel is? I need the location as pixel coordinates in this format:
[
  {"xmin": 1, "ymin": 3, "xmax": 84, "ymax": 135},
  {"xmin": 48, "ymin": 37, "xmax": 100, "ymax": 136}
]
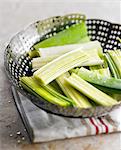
[{"xmin": 12, "ymin": 87, "xmax": 121, "ymax": 143}]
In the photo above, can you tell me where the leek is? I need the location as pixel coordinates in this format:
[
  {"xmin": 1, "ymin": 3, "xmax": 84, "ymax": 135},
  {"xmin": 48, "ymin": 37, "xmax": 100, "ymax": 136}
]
[
  {"xmin": 34, "ymin": 21, "xmax": 89, "ymax": 50},
  {"xmin": 89, "ymin": 66, "xmax": 111, "ymax": 77},
  {"xmin": 117, "ymin": 37, "xmax": 121, "ymax": 43},
  {"xmin": 32, "ymin": 40, "xmax": 102, "ymax": 70},
  {"xmin": 70, "ymin": 67, "xmax": 120, "ymax": 95},
  {"xmin": 38, "ymin": 40, "xmax": 102, "ymax": 58},
  {"xmin": 56, "ymin": 72, "xmax": 92, "ymax": 108},
  {"xmin": 89, "ymin": 55, "xmax": 111, "ymax": 77},
  {"xmin": 104, "ymin": 53, "xmax": 120, "ymax": 78},
  {"xmin": 32, "ymin": 55, "xmax": 60, "ymax": 70},
  {"xmin": 28, "ymin": 49, "xmax": 41, "ymax": 58},
  {"xmin": 106, "ymin": 50, "xmax": 121, "ymax": 101},
  {"xmin": 32, "ymin": 41, "xmax": 103, "ymax": 70},
  {"xmin": 65, "ymin": 73, "xmax": 118, "ymax": 106},
  {"xmin": 20, "ymin": 77, "xmax": 72, "ymax": 107},
  {"xmin": 77, "ymin": 67, "xmax": 121, "ymax": 90},
  {"xmin": 107, "ymin": 50, "xmax": 121, "ymax": 78},
  {"xmin": 49, "ymin": 80, "xmax": 64, "ymax": 95},
  {"xmin": 33, "ymin": 48, "xmax": 103, "ymax": 85},
  {"xmin": 92, "ymin": 84, "xmax": 121, "ymax": 94}
]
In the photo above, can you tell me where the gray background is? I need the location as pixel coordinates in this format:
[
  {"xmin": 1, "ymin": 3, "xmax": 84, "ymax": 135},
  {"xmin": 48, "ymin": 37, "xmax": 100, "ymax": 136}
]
[
  {"xmin": 0, "ymin": 1, "xmax": 121, "ymax": 150},
  {"xmin": 0, "ymin": 0, "xmax": 121, "ymax": 40}
]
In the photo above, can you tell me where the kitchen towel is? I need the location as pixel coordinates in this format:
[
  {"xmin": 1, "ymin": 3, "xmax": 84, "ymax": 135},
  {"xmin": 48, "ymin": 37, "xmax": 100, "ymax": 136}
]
[{"xmin": 12, "ymin": 86, "xmax": 121, "ymax": 143}]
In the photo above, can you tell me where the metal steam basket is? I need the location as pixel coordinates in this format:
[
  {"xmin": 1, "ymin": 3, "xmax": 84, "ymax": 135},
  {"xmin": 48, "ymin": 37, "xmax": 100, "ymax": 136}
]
[{"xmin": 4, "ymin": 14, "xmax": 121, "ymax": 117}]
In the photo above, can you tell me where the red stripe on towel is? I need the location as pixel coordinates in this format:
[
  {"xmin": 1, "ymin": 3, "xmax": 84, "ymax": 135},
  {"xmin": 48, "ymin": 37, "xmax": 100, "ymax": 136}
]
[
  {"xmin": 99, "ymin": 118, "xmax": 109, "ymax": 133},
  {"xmin": 89, "ymin": 118, "xmax": 99, "ymax": 134}
]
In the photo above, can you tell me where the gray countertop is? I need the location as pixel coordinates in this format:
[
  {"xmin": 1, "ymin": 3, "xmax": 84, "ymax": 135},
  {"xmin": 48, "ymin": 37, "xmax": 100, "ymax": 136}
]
[{"xmin": 0, "ymin": 1, "xmax": 121, "ymax": 150}]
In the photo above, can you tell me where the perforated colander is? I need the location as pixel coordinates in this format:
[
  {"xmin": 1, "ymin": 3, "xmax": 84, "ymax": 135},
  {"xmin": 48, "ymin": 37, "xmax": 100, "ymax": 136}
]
[{"xmin": 4, "ymin": 14, "xmax": 121, "ymax": 117}]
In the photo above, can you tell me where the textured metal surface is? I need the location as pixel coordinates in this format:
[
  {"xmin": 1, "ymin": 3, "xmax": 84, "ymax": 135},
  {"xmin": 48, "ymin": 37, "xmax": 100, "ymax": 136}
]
[{"xmin": 4, "ymin": 13, "xmax": 121, "ymax": 117}]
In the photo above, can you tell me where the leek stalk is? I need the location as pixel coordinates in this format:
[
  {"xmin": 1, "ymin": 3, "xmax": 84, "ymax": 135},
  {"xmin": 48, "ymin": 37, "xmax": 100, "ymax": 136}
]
[
  {"xmin": 56, "ymin": 72, "xmax": 92, "ymax": 108},
  {"xmin": 20, "ymin": 77, "xmax": 72, "ymax": 107},
  {"xmin": 33, "ymin": 48, "xmax": 103, "ymax": 85},
  {"xmin": 65, "ymin": 73, "xmax": 118, "ymax": 106}
]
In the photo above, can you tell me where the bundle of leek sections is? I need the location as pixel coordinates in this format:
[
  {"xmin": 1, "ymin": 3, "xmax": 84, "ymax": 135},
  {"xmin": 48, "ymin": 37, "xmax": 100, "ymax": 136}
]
[{"xmin": 20, "ymin": 18, "xmax": 120, "ymax": 109}]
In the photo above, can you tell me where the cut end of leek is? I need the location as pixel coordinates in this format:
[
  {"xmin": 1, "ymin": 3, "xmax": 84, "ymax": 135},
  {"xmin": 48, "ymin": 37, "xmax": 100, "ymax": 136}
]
[{"xmin": 28, "ymin": 49, "xmax": 41, "ymax": 58}]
